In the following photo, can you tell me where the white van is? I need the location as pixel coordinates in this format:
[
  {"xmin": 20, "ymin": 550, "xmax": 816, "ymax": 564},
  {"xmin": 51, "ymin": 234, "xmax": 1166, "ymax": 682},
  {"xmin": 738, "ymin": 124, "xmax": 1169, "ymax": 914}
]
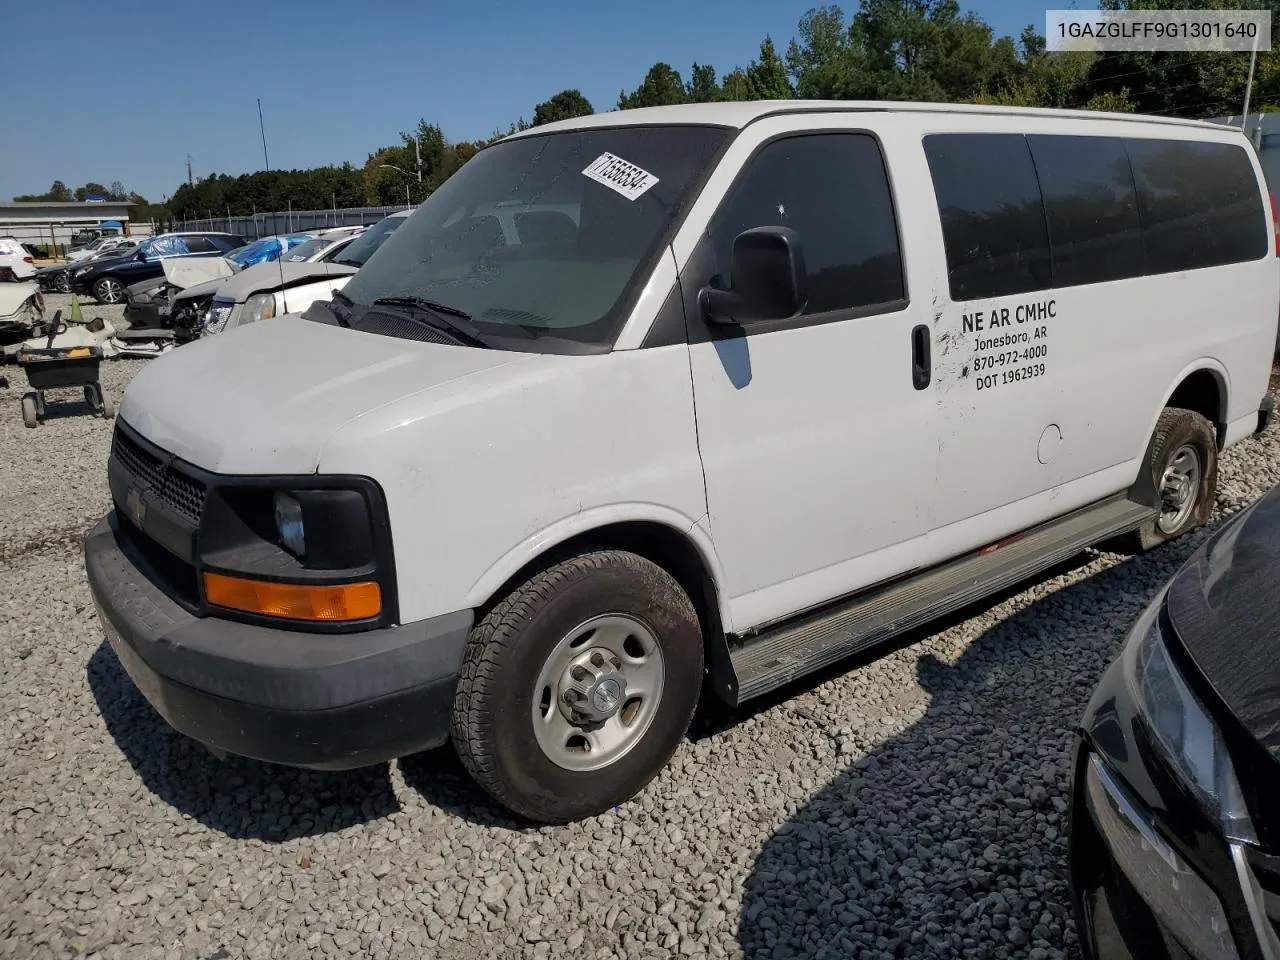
[{"xmin": 85, "ymin": 102, "xmax": 1279, "ymax": 823}]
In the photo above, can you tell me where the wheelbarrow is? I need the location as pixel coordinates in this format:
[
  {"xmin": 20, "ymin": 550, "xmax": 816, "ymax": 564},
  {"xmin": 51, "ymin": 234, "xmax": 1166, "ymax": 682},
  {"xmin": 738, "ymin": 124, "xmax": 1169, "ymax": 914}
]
[{"xmin": 3, "ymin": 311, "xmax": 115, "ymax": 428}]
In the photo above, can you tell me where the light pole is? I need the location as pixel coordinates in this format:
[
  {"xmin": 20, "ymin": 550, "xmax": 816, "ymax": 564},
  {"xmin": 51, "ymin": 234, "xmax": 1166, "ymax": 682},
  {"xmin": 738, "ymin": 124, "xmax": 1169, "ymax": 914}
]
[{"xmin": 379, "ymin": 164, "xmax": 413, "ymax": 209}]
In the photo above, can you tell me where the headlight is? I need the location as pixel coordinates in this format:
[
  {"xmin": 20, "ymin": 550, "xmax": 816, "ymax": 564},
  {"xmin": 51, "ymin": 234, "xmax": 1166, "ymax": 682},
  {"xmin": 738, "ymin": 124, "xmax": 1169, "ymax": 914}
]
[
  {"xmin": 273, "ymin": 492, "xmax": 306, "ymax": 557},
  {"xmin": 1122, "ymin": 593, "xmax": 1256, "ymax": 843},
  {"xmin": 244, "ymin": 293, "xmax": 276, "ymax": 323},
  {"xmin": 74, "ymin": 266, "xmax": 93, "ymax": 277}
]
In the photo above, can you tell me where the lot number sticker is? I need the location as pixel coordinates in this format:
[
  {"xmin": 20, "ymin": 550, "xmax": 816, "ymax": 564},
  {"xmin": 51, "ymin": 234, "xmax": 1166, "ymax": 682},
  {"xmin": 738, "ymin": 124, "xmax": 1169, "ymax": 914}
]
[{"xmin": 582, "ymin": 153, "xmax": 660, "ymax": 201}]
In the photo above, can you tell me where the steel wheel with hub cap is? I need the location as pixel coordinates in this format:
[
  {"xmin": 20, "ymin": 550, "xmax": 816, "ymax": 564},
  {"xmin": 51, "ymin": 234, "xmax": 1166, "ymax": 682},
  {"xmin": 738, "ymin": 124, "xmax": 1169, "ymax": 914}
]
[
  {"xmin": 1126, "ymin": 406, "xmax": 1218, "ymax": 552},
  {"xmin": 451, "ymin": 550, "xmax": 704, "ymax": 823}
]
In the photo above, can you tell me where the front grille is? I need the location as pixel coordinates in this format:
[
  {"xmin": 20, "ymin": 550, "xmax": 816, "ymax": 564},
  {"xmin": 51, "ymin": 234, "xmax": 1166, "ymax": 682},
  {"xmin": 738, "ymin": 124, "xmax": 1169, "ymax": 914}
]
[{"xmin": 111, "ymin": 428, "xmax": 207, "ymax": 525}]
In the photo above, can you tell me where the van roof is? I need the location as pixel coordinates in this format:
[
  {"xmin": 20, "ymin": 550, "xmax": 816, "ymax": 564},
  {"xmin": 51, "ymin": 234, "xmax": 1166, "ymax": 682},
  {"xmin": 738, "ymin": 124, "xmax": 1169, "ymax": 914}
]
[{"xmin": 509, "ymin": 99, "xmax": 1233, "ymax": 138}]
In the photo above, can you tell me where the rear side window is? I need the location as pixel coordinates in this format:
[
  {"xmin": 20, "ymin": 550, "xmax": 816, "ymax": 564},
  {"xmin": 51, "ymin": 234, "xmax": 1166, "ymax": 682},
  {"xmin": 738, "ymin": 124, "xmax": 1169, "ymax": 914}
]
[
  {"xmin": 184, "ymin": 237, "xmax": 217, "ymax": 253},
  {"xmin": 711, "ymin": 132, "xmax": 905, "ymax": 315},
  {"xmin": 1027, "ymin": 135, "xmax": 1146, "ymax": 287},
  {"xmin": 926, "ymin": 132, "xmax": 1267, "ymax": 301},
  {"xmin": 1125, "ymin": 139, "xmax": 1267, "ymax": 273},
  {"xmin": 923, "ymin": 134, "xmax": 1051, "ymax": 301}
]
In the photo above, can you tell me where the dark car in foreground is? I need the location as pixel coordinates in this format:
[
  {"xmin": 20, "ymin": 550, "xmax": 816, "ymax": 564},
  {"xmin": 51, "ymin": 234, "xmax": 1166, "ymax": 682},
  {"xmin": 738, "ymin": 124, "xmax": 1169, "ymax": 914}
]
[
  {"xmin": 70, "ymin": 233, "xmax": 244, "ymax": 304},
  {"xmin": 1071, "ymin": 478, "xmax": 1280, "ymax": 960}
]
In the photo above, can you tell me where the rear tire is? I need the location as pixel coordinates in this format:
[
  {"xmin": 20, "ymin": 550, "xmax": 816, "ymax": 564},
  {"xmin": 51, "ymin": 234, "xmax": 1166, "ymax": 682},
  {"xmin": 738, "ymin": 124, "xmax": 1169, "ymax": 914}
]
[
  {"xmin": 1124, "ymin": 407, "xmax": 1217, "ymax": 553},
  {"xmin": 451, "ymin": 550, "xmax": 704, "ymax": 823}
]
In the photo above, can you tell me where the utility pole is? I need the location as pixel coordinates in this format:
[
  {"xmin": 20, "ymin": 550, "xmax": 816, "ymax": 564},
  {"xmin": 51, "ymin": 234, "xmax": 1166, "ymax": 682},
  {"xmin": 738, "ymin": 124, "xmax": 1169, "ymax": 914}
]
[
  {"xmin": 415, "ymin": 138, "xmax": 422, "ymax": 186},
  {"xmin": 258, "ymin": 98, "xmax": 270, "ymax": 171},
  {"xmin": 186, "ymin": 154, "xmax": 193, "ymax": 187},
  {"xmin": 1242, "ymin": 29, "xmax": 1260, "ymax": 133}
]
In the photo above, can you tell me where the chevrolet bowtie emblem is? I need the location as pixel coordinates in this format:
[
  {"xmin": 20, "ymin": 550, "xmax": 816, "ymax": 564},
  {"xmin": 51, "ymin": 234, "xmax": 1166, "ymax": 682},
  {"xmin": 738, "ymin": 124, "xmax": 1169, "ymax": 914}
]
[{"xmin": 125, "ymin": 487, "xmax": 147, "ymax": 527}]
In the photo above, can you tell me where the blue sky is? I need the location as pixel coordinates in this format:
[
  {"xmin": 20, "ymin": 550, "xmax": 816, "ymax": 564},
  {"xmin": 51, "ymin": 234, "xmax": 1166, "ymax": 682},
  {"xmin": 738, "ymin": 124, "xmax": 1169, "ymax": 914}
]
[{"xmin": 0, "ymin": 0, "xmax": 1035, "ymax": 203}]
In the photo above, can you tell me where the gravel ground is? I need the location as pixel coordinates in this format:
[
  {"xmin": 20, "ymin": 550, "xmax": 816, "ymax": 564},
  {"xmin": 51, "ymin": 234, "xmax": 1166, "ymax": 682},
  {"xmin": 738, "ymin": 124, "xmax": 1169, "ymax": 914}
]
[{"xmin": 2, "ymin": 302, "xmax": 1278, "ymax": 960}]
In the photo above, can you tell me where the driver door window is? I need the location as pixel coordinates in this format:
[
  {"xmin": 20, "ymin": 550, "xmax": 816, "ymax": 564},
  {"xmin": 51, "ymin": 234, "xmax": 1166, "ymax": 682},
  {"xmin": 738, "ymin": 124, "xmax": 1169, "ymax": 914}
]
[{"xmin": 709, "ymin": 133, "xmax": 906, "ymax": 319}]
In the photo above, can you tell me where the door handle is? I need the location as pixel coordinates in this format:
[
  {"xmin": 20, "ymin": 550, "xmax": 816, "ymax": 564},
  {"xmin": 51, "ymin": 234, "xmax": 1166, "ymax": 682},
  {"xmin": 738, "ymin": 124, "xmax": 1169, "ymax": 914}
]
[{"xmin": 911, "ymin": 324, "xmax": 931, "ymax": 390}]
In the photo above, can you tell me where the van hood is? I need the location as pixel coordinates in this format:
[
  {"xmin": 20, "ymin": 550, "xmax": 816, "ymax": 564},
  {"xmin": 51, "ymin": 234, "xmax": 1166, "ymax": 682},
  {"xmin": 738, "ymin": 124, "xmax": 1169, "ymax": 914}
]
[
  {"xmin": 217, "ymin": 261, "xmax": 358, "ymax": 303},
  {"xmin": 118, "ymin": 314, "xmax": 524, "ymax": 474}
]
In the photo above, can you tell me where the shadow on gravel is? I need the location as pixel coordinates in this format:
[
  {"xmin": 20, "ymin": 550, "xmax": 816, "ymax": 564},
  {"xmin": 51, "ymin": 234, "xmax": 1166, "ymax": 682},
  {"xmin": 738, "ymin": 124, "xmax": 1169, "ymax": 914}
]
[
  {"xmin": 399, "ymin": 749, "xmax": 529, "ymax": 831},
  {"xmin": 735, "ymin": 528, "xmax": 1221, "ymax": 960},
  {"xmin": 87, "ymin": 642, "xmax": 401, "ymax": 841}
]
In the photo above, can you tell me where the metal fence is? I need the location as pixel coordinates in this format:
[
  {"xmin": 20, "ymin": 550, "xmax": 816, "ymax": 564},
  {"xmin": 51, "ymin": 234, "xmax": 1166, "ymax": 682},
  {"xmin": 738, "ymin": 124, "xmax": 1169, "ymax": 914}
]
[{"xmin": 172, "ymin": 204, "xmax": 411, "ymax": 241}]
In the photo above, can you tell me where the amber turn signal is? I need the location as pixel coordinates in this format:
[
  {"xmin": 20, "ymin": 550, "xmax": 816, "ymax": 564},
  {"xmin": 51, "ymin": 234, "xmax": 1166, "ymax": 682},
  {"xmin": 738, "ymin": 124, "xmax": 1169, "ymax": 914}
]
[{"xmin": 203, "ymin": 572, "xmax": 382, "ymax": 622}]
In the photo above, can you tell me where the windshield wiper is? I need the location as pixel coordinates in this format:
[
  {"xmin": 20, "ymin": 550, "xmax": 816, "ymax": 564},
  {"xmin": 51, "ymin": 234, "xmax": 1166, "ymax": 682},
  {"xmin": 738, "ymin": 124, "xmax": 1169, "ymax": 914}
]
[
  {"xmin": 371, "ymin": 296, "xmax": 498, "ymax": 348},
  {"xmin": 333, "ymin": 257, "xmax": 364, "ymax": 267}
]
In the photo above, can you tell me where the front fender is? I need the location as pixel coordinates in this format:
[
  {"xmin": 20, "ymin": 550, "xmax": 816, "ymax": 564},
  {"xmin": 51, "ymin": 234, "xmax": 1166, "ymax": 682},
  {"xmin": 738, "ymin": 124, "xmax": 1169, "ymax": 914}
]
[{"xmin": 464, "ymin": 503, "xmax": 734, "ymax": 633}]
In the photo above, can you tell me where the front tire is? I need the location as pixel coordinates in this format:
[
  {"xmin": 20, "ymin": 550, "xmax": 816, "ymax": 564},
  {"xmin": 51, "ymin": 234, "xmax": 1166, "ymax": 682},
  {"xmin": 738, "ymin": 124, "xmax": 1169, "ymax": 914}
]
[
  {"xmin": 451, "ymin": 550, "xmax": 704, "ymax": 823},
  {"xmin": 21, "ymin": 392, "xmax": 38, "ymax": 428},
  {"xmin": 1126, "ymin": 407, "xmax": 1218, "ymax": 552},
  {"xmin": 55, "ymin": 272, "xmax": 70, "ymax": 293},
  {"xmin": 93, "ymin": 276, "xmax": 123, "ymax": 304}
]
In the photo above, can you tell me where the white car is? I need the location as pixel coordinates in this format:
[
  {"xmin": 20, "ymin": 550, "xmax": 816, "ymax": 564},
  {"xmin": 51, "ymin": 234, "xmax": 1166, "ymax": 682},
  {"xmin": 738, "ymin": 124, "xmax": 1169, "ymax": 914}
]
[
  {"xmin": 199, "ymin": 212, "xmax": 408, "ymax": 337},
  {"xmin": 0, "ymin": 281, "xmax": 43, "ymax": 336},
  {"xmin": 0, "ymin": 238, "xmax": 36, "ymax": 281},
  {"xmin": 86, "ymin": 101, "xmax": 1279, "ymax": 824},
  {"xmin": 66, "ymin": 236, "xmax": 138, "ymax": 264}
]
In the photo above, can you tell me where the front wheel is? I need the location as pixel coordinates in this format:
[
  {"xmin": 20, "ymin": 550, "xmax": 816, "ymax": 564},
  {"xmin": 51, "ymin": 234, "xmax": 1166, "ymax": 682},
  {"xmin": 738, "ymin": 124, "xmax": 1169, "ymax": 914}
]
[
  {"xmin": 55, "ymin": 272, "xmax": 70, "ymax": 293},
  {"xmin": 93, "ymin": 276, "xmax": 123, "ymax": 304},
  {"xmin": 451, "ymin": 550, "xmax": 704, "ymax": 823},
  {"xmin": 21, "ymin": 392, "xmax": 38, "ymax": 428}
]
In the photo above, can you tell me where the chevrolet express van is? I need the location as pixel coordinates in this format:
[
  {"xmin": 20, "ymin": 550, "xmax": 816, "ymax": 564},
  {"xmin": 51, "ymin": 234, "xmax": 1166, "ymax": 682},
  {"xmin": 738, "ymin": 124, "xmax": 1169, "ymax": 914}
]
[{"xmin": 85, "ymin": 102, "xmax": 1279, "ymax": 823}]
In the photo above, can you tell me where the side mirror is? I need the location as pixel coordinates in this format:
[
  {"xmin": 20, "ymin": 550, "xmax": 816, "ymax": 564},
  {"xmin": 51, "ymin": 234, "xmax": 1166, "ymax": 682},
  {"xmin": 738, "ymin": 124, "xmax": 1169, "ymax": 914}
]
[
  {"xmin": 700, "ymin": 226, "xmax": 806, "ymax": 325},
  {"xmin": 136, "ymin": 250, "xmax": 148, "ymax": 261}
]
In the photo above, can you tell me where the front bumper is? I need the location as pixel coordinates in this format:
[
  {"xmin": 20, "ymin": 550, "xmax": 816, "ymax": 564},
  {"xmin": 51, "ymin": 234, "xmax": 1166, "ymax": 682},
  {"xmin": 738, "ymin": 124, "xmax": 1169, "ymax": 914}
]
[
  {"xmin": 1070, "ymin": 658, "xmax": 1280, "ymax": 960},
  {"xmin": 85, "ymin": 513, "xmax": 472, "ymax": 770}
]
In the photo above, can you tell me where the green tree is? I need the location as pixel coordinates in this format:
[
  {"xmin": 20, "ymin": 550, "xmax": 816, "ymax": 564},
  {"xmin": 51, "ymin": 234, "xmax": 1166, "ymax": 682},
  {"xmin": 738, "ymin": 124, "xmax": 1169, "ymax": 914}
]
[
  {"xmin": 746, "ymin": 37, "xmax": 795, "ymax": 99},
  {"xmin": 14, "ymin": 179, "xmax": 74, "ymax": 202},
  {"xmin": 533, "ymin": 89, "xmax": 594, "ymax": 126},
  {"xmin": 687, "ymin": 63, "xmax": 720, "ymax": 102},
  {"xmin": 1084, "ymin": 0, "xmax": 1280, "ymax": 118},
  {"xmin": 73, "ymin": 182, "xmax": 109, "ymax": 201},
  {"xmin": 719, "ymin": 67, "xmax": 752, "ymax": 101},
  {"xmin": 619, "ymin": 62, "xmax": 688, "ymax": 109},
  {"xmin": 786, "ymin": 6, "xmax": 864, "ymax": 99}
]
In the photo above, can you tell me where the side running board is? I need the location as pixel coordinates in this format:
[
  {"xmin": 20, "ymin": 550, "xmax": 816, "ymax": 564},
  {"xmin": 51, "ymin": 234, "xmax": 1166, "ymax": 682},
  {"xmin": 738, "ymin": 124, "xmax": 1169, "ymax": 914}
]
[{"xmin": 726, "ymin": 494, "xmax": 1156, "ymax": 705}]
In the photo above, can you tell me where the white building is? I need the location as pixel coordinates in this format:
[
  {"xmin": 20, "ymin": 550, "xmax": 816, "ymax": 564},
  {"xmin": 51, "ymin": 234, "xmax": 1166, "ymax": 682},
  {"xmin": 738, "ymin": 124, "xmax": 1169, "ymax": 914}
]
[{"xmin": 0, "ymin": 201, "xmax": 153, "ymax": 251}]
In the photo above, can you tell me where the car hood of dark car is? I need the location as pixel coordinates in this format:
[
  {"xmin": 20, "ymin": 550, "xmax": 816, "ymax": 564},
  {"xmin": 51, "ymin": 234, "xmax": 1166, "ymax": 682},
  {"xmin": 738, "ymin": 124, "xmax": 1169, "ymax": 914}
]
[
  {"xmin": 1167, "ymin": 485, "xmax": 1280, "ymax": 760},
  {"xmin": 78, "ymin": 253, "xmax": 135, "ymax": 274}
]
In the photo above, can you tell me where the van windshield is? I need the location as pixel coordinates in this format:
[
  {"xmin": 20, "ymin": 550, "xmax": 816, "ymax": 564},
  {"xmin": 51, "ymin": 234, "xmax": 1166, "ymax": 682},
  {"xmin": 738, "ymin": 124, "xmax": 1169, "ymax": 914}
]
[{"xmin": 338, "ymin": 125, "xmax": 729, "ymax": 351}]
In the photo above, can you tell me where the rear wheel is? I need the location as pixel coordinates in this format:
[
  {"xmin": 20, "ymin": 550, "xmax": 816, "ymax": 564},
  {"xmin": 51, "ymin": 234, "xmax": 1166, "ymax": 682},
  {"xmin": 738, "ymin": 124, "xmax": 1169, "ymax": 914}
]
[
  {"xmin": 93, "ymin": 276, "xmax": 123, "ymax": 304},
  {"xmin": 1126, "ymin": 407, "xmax": 1218, "ymax": 552},
  {"xmin": 451, "ymin": 550, "xmax": 704, "ymax": 823}
]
